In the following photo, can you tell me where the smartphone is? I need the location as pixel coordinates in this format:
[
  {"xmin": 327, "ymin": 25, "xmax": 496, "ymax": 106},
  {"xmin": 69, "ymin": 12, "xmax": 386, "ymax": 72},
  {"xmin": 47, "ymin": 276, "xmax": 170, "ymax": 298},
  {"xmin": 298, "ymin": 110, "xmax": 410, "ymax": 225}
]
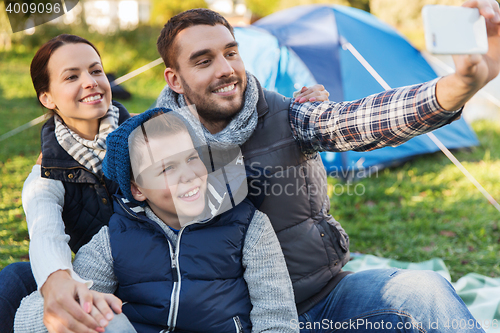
[{"xmin": 422, "ymin": 5, "xmax": 488, "ymax": 54}]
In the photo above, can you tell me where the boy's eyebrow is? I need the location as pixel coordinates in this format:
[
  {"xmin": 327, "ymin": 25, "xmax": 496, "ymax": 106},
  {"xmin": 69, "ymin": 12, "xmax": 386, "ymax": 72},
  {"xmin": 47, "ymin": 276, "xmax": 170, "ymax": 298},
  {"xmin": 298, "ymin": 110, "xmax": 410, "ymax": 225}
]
[{"xmin": 150, "ymin": 148, "xmax": 198, "ymax": 166}]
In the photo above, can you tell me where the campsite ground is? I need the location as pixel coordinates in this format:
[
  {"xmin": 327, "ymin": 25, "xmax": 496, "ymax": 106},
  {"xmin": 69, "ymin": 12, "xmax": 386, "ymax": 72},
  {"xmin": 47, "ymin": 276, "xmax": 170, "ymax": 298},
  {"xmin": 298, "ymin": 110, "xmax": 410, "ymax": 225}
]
[{"xmin": 1, "ymin": 26, "xmax": 499, "ymax": 282}]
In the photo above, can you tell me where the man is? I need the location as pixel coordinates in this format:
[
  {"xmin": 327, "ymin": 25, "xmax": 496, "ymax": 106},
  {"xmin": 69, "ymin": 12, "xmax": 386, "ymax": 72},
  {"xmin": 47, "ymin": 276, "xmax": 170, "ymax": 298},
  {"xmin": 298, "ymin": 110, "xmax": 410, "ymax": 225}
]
[
  {"xmin": 39, "ymin": 0, "xmax": 500, "ymax": 331},
  {"xmin": 152, "ymin": 1, "xmax": 499, "ymax": 331}
]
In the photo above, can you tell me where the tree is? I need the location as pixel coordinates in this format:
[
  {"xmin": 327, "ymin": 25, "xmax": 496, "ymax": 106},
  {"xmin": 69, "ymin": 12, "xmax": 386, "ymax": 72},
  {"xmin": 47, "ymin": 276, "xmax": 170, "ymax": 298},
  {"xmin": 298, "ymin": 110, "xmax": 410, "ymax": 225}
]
[
  {"xmin": 370, "ymin": 0, "xmax": 471, "ymax": 49},
  {"xmin": 247, "ymin": 0, "xmax": 370, "ymax": 21},
  {"xmin": 246, "ymin": 0, "xmax": 281, "ymax": 18},
  {"xmin": 150, "ymin": 0, "xmax": 208, "ymax": 26},
  {"xmin": 346, "ymin": 0, "xmax": 369, "ymax": 12},
  {"xmin": 0, "ymin": 2, "xmax": 12, "ymax": 50}
]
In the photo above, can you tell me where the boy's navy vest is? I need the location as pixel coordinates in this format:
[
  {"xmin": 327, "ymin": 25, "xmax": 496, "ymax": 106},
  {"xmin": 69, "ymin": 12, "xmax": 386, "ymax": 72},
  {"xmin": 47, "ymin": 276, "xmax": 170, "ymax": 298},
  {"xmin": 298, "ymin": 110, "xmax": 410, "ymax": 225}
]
[
  {"xmin": 241, "ymin": 87, "xmax": 351, "ymax": 314},
  {"xmin": 40, "ymin": 101, "xmax": 130, "ymax": 252},
  {"xmin": 109, "ymin": 196, "xmax": 255, "ymax": 333}
]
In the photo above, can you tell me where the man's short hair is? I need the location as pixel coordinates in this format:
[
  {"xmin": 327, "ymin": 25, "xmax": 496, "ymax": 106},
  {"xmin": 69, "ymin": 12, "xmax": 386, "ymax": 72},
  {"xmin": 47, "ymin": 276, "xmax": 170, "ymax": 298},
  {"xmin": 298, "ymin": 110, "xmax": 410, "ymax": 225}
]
[{"xmin": 157, "ymin": 8, "xmax": 234, "ymax": 70}]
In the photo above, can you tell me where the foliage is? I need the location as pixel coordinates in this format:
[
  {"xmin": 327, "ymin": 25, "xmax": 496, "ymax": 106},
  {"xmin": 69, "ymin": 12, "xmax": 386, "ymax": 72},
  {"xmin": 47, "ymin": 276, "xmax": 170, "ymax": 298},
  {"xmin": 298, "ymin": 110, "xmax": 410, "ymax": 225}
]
[
  {"xmin": 150, "ymin": 0, "xmax": 208, "ymax": 26},
  {"xmin": 328, "ymin": 120, "xmax": 500, "ymax": 281},
  {"xmin": 0, "ymin": 1, "xmax": 10, "ymax": 31},
  {"xmin": 248, "ymin": 0, "xmax": 369, "ymax": 20},
  {"xmin": 0, "ymin": 26, "xmax": 167, "ymax": 268},
  {"xmin": 345, "ymin": 0, "xmax": 370, "ymax": 11},
  {"xmin": 246, "ymin": 0, "xmax": 281, "ymax": 18},
  {"xmin": 370, "ymin": 0, "xmax": 472, "ymax": 49},
  {"xmin": 0, "ymin": 1, "xmax": 12, "ymax": 50},
  {"xmin": 2, "ymin": 23, "xmax": 165, "ymax": 78},
  {"xmin": 371, "ymin": 0, "xmax": 462, "ymax": 31}
]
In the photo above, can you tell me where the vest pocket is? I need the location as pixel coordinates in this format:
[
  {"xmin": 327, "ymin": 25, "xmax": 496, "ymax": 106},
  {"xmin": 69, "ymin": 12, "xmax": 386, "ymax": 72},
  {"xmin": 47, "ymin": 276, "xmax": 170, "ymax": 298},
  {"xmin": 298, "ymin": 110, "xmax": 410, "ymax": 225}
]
[
  {"xmin": 233, "ymin": 316, "xmax": 244, "ymax": 333},
  {"xmin": 318, "ymin": 218, "xmax": 349, "ymax": 256}
]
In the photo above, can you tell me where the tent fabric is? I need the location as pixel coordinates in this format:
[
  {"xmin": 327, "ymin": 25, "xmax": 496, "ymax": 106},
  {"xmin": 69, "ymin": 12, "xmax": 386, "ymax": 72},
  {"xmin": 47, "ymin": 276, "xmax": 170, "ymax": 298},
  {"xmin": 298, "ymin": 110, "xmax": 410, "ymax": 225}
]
[
  {"xmin": 234, "ymin": 5, "xmax": 479, "ymax": 176},
  {"xmin": 234, "ymin": 26, "xmax": 317, "ymax": 98},
  {"xmin": 345, "ymin": 254, "xmax": 500, "ymax": 333}
]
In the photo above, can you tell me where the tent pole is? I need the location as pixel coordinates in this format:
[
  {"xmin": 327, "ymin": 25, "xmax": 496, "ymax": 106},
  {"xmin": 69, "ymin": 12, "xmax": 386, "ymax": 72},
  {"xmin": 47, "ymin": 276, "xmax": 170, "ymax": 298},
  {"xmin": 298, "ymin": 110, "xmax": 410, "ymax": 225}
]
[{"xmin": 340, "ymin": 36, "xmax": 500, "ymax": 213}]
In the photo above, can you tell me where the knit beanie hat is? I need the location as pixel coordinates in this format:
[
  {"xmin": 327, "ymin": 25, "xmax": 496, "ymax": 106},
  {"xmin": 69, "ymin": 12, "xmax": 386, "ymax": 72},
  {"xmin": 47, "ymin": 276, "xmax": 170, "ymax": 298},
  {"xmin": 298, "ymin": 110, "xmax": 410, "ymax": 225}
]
[{"xmin": 103, "ymin": 107, "xmax": 173, "ymax": 205}]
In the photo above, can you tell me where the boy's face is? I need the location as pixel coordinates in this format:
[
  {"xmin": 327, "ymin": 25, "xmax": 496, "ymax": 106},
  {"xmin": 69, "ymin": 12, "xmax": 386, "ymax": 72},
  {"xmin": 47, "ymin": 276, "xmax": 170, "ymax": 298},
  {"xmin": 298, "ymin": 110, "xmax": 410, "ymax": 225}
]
[{"xmin": 132, "ymin": 131, "xmax": 208, "ymax": 228}]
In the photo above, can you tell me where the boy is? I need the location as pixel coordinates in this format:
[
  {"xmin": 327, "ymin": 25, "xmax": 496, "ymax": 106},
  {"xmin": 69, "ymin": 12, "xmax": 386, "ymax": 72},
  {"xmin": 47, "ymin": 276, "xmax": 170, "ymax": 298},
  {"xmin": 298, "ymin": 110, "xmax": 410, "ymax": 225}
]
[{"xmin": 15, "ymin": 108, "xmax": 298, "ymax": 333}]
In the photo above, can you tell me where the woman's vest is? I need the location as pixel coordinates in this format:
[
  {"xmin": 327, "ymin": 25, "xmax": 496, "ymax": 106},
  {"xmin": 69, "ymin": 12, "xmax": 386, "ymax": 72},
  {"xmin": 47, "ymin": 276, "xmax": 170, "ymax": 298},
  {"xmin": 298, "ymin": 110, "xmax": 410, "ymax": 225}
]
[
  {"xmin": 40, "ymin": 101, "xmax": 130, "ymax": 252},
  {"xmin": 241, "ymin": 87, "xmax": 351, "ymax": 314},
  {"xmin": 109, "ymin": 196, "xmax": 255, "ymax": 333}
]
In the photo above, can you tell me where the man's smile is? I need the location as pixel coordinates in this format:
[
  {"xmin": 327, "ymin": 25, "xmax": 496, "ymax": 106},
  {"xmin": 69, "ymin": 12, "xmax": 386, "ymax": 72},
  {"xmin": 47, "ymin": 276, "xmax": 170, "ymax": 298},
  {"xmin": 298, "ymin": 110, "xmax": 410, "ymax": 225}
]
[{"xmin": 213, "ymin": 83, "xmax": 237, "ymax": 95}]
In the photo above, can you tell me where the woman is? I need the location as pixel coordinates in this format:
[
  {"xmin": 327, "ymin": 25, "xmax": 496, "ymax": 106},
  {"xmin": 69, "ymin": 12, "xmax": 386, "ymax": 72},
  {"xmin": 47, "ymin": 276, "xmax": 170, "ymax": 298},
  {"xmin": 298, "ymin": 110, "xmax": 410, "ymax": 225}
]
[{"xmin": 0, "ymin": 34, "xmax": 128, "ymax": 333}]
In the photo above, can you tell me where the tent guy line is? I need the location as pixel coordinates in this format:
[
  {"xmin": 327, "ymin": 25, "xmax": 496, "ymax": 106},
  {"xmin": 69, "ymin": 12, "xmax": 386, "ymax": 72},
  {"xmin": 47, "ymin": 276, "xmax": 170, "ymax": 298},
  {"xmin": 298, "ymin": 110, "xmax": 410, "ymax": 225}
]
[
  {"xmin": 0, "ymin": 57, "xmax": 164, "ymax": 143},
  {"xmin": 341, "ymin": 37, "xmax": 500, "ymax": 213}
]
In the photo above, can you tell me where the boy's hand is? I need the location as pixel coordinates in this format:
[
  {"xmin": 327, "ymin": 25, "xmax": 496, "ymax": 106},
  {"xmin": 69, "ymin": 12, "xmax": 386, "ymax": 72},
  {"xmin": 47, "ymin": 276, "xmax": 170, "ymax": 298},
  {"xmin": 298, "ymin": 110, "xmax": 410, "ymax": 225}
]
[
  {"xmin": 41, "ymin": 270, "xmax": 122, "ymax": 333},
  {"xmin": 293, "ymin": 84, "xmax": 330, "ymax": 103}
]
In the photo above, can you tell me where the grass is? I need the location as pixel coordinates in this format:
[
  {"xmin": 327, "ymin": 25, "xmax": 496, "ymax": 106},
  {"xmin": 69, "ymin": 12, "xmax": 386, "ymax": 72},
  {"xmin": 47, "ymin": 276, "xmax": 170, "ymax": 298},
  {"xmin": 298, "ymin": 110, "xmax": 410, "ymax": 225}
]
[
  {"xmin": 328, "ymin": 120, "xmax": 500, "ymax": 281},
  {"xmin": 0, "ymin": 24, "xmax": 166, "ymax": 268},
  {"xmin": 1, "ymin": 26, "xmax": 500, "ymax": 282}
]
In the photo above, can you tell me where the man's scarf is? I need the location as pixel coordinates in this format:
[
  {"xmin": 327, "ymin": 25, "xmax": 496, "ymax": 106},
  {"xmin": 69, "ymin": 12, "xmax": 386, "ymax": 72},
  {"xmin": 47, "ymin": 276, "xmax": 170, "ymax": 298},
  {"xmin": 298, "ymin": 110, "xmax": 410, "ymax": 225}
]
[{"xmin": 156, "ymin": 71, "xmax": 259, "ymax": 149}]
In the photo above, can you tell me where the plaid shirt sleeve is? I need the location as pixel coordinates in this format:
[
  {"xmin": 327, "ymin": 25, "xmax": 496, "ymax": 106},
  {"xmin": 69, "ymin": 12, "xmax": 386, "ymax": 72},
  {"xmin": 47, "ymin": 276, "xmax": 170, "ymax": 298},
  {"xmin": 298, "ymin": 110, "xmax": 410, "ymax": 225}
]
[{"xmin": 289, "ymin": 78, "xmax": 462, "ymax": 154}]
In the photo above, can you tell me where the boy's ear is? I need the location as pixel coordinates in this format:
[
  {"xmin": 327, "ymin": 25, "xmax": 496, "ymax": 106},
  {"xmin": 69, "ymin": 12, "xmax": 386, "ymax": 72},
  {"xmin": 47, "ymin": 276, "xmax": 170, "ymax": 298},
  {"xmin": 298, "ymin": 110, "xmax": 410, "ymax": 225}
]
[
  {"xmin": 39, "ymin": 92, "xmax": 56, "ymax": 110},
  {"xmin": 164, "ymin": 68, "xmax": 184, "ymax": 95},
  {"xmin": 131, "ymin": 182, "xmax": 147, "ymax": 202}
]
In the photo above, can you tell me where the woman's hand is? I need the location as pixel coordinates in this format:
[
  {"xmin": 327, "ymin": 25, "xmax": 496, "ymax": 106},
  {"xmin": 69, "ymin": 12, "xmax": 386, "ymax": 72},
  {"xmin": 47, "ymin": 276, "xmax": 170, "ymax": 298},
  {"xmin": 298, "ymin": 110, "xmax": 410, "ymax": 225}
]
[
  {"xmin": 293, "ymin": 84, "xmax": 330, "ymax": 103},
  {"xmin": 41, "ymin": 270, "xmax": 122, "ymax": 333}
]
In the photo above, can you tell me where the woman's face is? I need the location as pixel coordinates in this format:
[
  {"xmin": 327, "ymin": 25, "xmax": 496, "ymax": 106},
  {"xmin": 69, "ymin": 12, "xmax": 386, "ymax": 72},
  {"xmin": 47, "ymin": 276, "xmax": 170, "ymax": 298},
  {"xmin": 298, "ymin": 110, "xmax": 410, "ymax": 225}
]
[{"xmin": 39, "ymin": 43, "xmax": 111, "ymax": 133}]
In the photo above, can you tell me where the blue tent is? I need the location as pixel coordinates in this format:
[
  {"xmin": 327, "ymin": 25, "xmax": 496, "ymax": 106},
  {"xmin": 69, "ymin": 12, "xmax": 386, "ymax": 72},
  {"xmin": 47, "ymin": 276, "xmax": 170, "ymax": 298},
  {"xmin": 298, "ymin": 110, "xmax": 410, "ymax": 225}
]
[{"xmin": 234, "ymin": 5, "xmax": 479, "ymax": 177}]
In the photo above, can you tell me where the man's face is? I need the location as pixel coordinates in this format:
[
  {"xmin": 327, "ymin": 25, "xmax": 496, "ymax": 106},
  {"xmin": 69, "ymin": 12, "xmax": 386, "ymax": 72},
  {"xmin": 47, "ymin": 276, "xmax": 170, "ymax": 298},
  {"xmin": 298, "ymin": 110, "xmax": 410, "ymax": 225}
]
[{"xmin": 167, "ymin": 24, "xmax": 247, "ymax": 125}]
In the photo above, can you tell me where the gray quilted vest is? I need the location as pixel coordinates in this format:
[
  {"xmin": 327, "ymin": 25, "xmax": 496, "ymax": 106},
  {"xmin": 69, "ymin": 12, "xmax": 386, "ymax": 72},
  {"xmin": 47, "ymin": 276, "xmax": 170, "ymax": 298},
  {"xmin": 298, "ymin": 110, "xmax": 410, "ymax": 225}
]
[{"xmin": 241, "ymin": 87, "xmax": 351, "ymax": 314}]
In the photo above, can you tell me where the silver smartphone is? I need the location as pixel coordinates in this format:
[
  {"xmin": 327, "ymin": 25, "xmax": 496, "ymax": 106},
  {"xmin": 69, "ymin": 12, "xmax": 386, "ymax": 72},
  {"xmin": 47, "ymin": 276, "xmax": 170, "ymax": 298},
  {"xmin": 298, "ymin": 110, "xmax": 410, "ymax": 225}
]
[{"xmin": 422, "ymin": 5, "xmax": 488, "ymax": 54}]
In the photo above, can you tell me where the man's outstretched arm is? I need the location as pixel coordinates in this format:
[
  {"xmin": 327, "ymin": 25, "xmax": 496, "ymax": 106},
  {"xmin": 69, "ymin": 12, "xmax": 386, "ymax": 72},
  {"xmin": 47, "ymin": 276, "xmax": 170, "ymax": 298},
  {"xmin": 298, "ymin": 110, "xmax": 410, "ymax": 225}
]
[{"xmin": 290, "ymin": 0, "xmax": 500, "ymax": 154}]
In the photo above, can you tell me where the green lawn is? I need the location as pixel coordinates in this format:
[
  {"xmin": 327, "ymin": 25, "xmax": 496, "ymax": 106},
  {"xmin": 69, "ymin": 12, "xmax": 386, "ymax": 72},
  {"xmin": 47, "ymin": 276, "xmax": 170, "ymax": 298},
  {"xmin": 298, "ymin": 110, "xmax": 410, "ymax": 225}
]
[{"xmin": 1, "ymin": 25, "xmax": 499, "ymax": 282}]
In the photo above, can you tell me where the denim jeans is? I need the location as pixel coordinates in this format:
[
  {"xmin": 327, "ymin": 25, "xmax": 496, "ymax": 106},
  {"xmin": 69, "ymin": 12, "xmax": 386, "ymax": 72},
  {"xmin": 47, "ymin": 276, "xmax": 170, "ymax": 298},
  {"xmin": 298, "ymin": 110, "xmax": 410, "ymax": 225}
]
[
  {"xmin": 298, "ymin": 269, "xmax": 485, "ymax": 333},
  {"xmin": 0, "ymin": 262, "xmax": 37, "ymax": 333},
  {"xmin": 105, "ymin": 313, "xmax": 137, "ymax": 333}
]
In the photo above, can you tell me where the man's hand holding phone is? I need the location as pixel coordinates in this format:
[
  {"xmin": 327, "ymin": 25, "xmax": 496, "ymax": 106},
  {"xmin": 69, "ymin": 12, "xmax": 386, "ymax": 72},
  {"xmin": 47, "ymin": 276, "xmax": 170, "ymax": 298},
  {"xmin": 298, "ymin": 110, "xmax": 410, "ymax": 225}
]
[{"xmin": 429, "ymin": 0, "xmax": 500, "ymax": 112}]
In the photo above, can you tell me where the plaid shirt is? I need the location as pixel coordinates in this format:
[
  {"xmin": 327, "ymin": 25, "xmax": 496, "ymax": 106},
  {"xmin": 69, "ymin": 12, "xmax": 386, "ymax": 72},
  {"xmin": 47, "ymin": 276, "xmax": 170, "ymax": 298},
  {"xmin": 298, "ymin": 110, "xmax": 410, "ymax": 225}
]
[{"xmin": 289, "ymin": 78, "xmax": 462, "ymax": 155}]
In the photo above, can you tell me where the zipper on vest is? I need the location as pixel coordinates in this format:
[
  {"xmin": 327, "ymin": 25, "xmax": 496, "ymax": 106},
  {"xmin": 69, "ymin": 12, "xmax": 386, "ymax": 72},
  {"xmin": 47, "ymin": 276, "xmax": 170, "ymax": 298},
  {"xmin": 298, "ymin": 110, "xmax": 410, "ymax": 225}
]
[
  {"xmin": 116, "ymin": 198, "xmax": 143, "ymax": 221},
  {"xmin": 233, "ymin": 316, "xmax": 244, "ymax": 333},
  {"xmin": 166, "ymin": 228, "xmax": 185, "ymax": 332},
  {"xmin": 243, "ymin": 137, "xmax": 295, "ymax": 160}
]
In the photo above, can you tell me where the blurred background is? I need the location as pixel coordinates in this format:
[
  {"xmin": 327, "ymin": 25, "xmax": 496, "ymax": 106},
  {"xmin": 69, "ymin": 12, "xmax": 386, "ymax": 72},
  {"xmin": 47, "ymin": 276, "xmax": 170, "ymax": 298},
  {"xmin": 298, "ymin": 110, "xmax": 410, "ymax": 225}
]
[{"xmin": 0, "ymin": 0, "xmax": 499, "ymax": 284}]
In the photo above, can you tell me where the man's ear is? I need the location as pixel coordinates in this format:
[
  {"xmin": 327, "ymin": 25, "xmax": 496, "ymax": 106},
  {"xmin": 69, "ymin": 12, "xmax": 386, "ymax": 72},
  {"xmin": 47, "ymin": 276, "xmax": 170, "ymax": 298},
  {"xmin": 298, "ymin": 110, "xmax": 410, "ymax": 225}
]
[
  {"xmin": 164, "ymin": 68, "xmax": 184, "ymax": 95},
  {"xmin": 39, "ymin": 92, "xmax": 56, "ymax": 110},
  {"xmin": 131, "ymin": 182, "xmax": 147, "ymax": 202}
]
